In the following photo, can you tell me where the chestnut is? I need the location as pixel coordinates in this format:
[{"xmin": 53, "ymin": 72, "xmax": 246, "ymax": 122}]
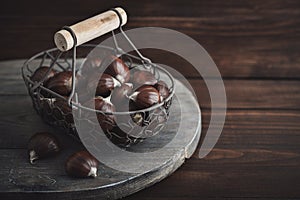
[
  {"xmin": 129, "ymin": 85, "xmax": 161, "ymax": 109},
  {"xmin": 65, "ymin": 150, "xmax": 99, "ymax": 178},
  {"xmin": 128, "ymin": 101, "xmax": 149, "ymax": 126},
  {"xmin": 95, "ymin": 97, "xmax": 116, "ymax": 131},
  {"xmin": 131, "ymin": 70, "xmax": 157, "ymax": 87},
  {"xmin": 104, "ymin": 56, "xmax": 130, "ymax": 83},
  {"xmin": 87, "ymin": 73, "xmax": 121, "ymax": 98},
  {"xmin": 45, "ymin": 71, "xmax": 77, "ymax": 96},
  {"xmin": 27, "ymin": 132, "xmax": 60, "ymax": 164},
  {"xmin": 30, "ymin": 66, "xmax": 57, "ymax": 83},
  {"xmin": 111, "ymin": 83, "xmax": 133, "ymax": 111},
  {"xmin": 84, "ymin": 97, "xmax": 116, "ymax": 131},
  {"xmin": 154, "ymin": 80, "xmax": 170, "ymax": 100}
]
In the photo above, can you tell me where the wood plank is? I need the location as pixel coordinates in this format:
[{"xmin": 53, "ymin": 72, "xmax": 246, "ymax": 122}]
[
  {"xmin": 190, "ymin": 79, "xmax": 300, "ymax": 109},
  {"xmin": 1, "ymin": 19, "xmax": 299, "ymax": 78},
  {"xmin": 200, "ymin": 109, "xmax": 300, "ymax": 151},
  {"xmin": 1, "ymin": 0, "xmax": 300, "ymax": 78},
  {"xmin": 125, "ymin": 154, "xmax": 300, "ymax": 199},
  {"xmin": 1, "ymin": 0, "xmax": 299, "ymax": 18},
  {"xmin": 1, "ymin": 1, "xmax": 300, "ymax": 199}
]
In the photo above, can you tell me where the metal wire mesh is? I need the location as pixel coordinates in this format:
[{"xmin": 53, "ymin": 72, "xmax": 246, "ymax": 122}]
[{"xmin": 22, "ymin": 44, "xmax": 175, "ymax": 147}]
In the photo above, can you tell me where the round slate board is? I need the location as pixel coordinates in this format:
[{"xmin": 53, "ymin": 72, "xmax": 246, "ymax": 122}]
[{"xmin": 0, "ymin": 60, "xmax": 201, "ymax": 200}]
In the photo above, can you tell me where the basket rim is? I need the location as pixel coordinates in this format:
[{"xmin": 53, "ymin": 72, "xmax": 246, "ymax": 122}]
[{"xmin": 22, "ymin": 44, "xmax": 175, "ymax": 115}]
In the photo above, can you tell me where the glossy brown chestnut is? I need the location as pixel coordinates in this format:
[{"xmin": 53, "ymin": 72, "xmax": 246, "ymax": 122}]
[
  {"xmin": 154, "ymin": 80, "xmax": 170, "ymax": 100},
  {"xmin": 27, "ymin": 132, "xmax": 60, "ymax": 164},
  {"xmin": 104, "ymin": 56, "xmax": 130, "ymax": 83},
  {"xmin": 95, "ymin": 97, "xmax": 116, "ymax": 131},
  {"xmin": 84, "ymin": 97, "xmax": 116, "ymax": 131},
  {"xmin": 30, "ymin": 66, "xmax": 57, "ymax": 83},
  {"xmin": 128, "ymin": 100, "xmax": 149, "ymax": 126},
  {"xmin": 129, "ymin": 85, "xmax": 161, "ymax": 109},
  {"xmin": 45, "ymin": 71, "xmax": 77, "ymax": 96},
  {"xmin": 40, "ymin": 98, "xmax": 55, "ymax": 115},
  {"xmin": 132, "ymin": 70, "xmax": 157, "ymax": 87},
  {"xmin": 65, "ymin": 150, "xmax": 99, "ymax": 178},
  {"xmin": 87, "ymin": 73, "xmax": 121, "ymax": 98},
  {"xmin": 111, "ymin": 83, "xmax": 133, "ymax": 111}
]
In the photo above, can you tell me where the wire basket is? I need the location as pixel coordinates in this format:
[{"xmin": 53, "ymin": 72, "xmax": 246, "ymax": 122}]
[{"xmin": 22, "ymin": 9, "xmax": 175, "ymax": 146}]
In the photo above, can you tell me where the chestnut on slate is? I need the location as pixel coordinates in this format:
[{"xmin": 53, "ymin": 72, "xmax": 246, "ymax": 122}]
[
  {"xmin": 46, "ymin": 71, "xmax": 76, "ymax": 96},
  {"xmin": 129, "ymin": 85, "xmax": 161, "ymax": 109},
  {"xmin": 104, "ymin": 56, "xmax": 130, "ymax": 83},
  {"xmin": 65, "ymin": 150, "xmax": 99, "ymax": 178},
  {"xmin": 30, "ymin": 66, "xmax": 57, "ymax": 83},
  {"xmin": 132, "ymin": 70, "xmax": 157, "ymax": 87},
  {"xmin": 27, "ymin": 132, "xmax": 60, "ymax": 164}
]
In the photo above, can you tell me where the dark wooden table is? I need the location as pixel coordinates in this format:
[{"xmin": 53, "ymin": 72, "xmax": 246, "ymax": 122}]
[{"xmin": 1, "ymin": 0, "xmax": 300, "ymax": 199}]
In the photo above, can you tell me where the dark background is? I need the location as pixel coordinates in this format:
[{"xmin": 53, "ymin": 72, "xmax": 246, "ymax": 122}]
[{"xmin": 1, "ymin": 0, "xmax": 300, "ymax": 199}]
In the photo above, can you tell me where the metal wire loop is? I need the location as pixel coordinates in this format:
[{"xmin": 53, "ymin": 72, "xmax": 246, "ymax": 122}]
[
  {"xmin": 109, "ymin": 8, "xmax": 123, "ymax": 28},
  {"xmin": 62, "ymin": 26, "xmax": 78, "ymax": 47},
  {"xmin": 22, "ymin": 45, "xmax": 175, "ymax": 144},
  {"xmin": 108, "ymin": 8, "xmax": 152, "ymax": 67},
  {"xmin": 61, "ymin": 26, "xmax": 77, "ymax": 106}
]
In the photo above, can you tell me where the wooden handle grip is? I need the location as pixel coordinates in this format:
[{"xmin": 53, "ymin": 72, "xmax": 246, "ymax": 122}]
[{"xmin": 54, "ymin": 7, "xmax": 127, "ymax": 51}]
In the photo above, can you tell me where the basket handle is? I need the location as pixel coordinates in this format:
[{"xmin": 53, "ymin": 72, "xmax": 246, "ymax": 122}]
[{"xmin": 54, "ymin": 7, "xmax": 127, "ymax": 52}]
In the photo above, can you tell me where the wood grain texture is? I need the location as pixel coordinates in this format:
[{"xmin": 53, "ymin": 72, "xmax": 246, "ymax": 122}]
[
  {"xmin": 54, "ymin": 7, "xmax": 128, "ymax": 51},
  {"xmin": 0, "ymin": 61, "xmax": 202, "ymax": 199},
  {"xmin": 0, "ymin": 0, "xmax": 300, "ymax": 199},
  {"xmin": 1, "ymin": 0, "xmax": 300, "ymax": 78}
]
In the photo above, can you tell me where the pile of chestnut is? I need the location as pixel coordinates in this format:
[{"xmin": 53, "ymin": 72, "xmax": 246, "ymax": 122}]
[
  {"xmin": 27, "ymin": 56, "xmax": 172, "ymax": 178},
  {"xmin": 30, "ymin": 55, "xmax": 171, "ymax": 144}
]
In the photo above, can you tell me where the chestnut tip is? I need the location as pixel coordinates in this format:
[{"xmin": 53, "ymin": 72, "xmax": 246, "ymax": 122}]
[
  {"xmin": 131, "ymin": 112, "xmax": 143, "ymax": 126},
  {"xmin": 88, "ymin": 167, "xmax": 98, "ymax": 178},
  {"xmin": 29, "ymin": 150, "xmax": 38, "ymax": 164},
  {"xmin": 65, "ymin": 150, "xmax": 99, "ymax": 178},
  {"xmin": 116, "ymin": 74, "xmax": 125, "ymax": 84},
  {"xmin": 27, "ymin": 132, "xmax": 60, "ymax": 165},
  {"xmin": 128, "ymin": 91, "xmax": 139, "ymax": 101}
]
